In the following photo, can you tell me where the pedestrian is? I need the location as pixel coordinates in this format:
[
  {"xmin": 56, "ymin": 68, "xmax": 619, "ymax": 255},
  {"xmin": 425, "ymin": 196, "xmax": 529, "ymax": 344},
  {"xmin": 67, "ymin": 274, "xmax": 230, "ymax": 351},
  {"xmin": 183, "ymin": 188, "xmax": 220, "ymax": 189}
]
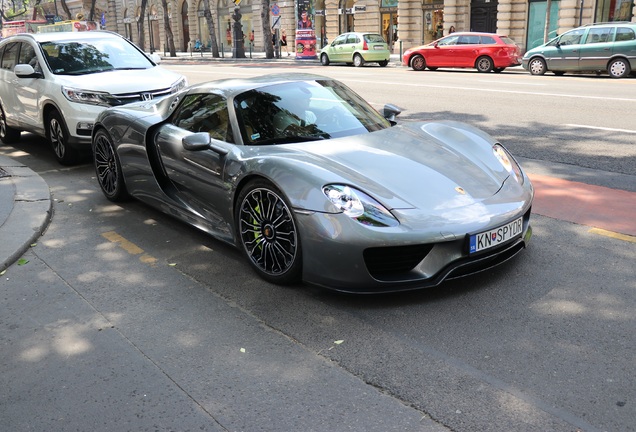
[
  {"xmin": 449, "ymin": 25, "xmax": 456, "ymax": 34},
  {"xmin": 281, "ymin": 29, "xmax": 289, "ymax": 56},
  {"xmin": 435, "ymin": 22, "xmax": 443, "ymax": 39}
]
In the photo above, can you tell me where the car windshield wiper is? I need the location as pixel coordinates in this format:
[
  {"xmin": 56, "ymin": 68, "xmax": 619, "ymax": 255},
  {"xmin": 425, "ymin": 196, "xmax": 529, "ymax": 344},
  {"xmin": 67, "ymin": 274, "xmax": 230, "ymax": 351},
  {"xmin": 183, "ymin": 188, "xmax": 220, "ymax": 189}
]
[
  {"xmin": 255, "ymin": 135, "xmax": 329, "ymax": 145},
  {"xmin": 112, "ymin": 67, "xmax": 148, "ymax": 71}
]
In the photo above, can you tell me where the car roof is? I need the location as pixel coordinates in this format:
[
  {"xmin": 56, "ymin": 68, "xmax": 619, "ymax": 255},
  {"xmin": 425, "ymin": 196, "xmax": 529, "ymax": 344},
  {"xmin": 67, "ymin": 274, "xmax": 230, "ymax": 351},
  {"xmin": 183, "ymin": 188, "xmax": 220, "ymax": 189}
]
[
  {"xmin": 2, "ymin": 30, "xmax": 124, "ymax": 43},
  {"xmin": 184, "ymin": 73, "xmax": 337, "ymax": 97},
  {"xmin": 446, "ymin": 31, "xmax": 508, "ymax": 37}
]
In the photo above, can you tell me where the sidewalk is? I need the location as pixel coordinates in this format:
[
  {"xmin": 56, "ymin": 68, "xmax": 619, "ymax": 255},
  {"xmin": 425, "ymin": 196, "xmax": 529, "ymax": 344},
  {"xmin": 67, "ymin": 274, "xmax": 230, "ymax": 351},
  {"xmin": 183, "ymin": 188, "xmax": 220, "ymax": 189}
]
[{"xmin": 0, "ymin": 154, "xmax": 51, "ymax": 272}]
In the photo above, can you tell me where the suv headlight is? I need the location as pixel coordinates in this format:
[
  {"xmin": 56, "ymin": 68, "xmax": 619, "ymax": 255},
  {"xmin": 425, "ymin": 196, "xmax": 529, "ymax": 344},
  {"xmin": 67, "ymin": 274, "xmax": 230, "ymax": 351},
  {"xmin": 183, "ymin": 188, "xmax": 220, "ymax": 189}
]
[
  {"xmin": 171, "ymin": 77, "xmax": 188, "ymax": 93},
  {"xmin": 323, "ymin": 184, "xmax": 399, "ymax": 227},
  {"xmin": 62, "ymin": 86, "xmax": 111, "ymax": 107}
]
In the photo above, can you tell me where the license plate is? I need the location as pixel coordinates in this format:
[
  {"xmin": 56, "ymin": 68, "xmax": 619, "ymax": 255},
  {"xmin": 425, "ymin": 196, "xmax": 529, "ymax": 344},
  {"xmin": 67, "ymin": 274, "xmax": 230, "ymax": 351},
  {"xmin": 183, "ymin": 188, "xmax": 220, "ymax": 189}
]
[
  {"xmin": 469, "ymin": 217, "xmax": 523, "ymax": 254},
  {"xmin": 373, "ymin": 46, "xmax": 385, "ymax": 50}
]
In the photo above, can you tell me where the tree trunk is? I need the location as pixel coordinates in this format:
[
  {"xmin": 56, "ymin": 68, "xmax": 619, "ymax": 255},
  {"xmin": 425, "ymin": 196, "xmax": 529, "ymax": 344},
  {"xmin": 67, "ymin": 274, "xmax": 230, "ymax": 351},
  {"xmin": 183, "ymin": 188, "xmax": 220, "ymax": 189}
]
[
  {"xmin": 261, "ymin": 0, "xmax": 274, "ymax": 59},
  {"xmin": 203, "ymin": 0, "xmax": 220, "ymax": 57},
  {"xmin": 60, "ymin": 0, "xmax": 72, "ymax": 20},
  {"xmin": 137, "ymin": 0, "xmax": 148, "ymax": 51},
  {"xmin": 161, "ymin": 0, "xmax": 176, "ymax": 56}
]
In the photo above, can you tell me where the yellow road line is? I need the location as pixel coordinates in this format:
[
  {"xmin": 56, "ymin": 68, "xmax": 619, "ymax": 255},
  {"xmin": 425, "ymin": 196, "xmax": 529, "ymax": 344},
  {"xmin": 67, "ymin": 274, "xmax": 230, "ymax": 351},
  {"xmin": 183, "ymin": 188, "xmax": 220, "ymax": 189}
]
[
  {"xmin": 589, "ymin": 228, "xmax": 636, "ymax": 244},
  {"xmin": 101, "ymin": 231, "xmax": 158, "ymax": 265}
]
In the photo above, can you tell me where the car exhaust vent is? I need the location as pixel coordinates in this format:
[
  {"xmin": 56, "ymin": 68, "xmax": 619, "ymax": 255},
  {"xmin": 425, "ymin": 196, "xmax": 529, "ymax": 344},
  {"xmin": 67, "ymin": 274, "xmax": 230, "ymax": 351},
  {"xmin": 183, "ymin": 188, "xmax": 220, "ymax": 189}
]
[{"xmin": 364, "ymin": 244, "xmax": 434, "ymax": 277}]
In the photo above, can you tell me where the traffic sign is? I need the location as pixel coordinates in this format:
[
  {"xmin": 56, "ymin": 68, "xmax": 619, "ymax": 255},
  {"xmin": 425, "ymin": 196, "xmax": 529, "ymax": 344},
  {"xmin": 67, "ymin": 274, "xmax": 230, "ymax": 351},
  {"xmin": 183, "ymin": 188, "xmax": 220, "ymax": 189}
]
[{"xmin": 271, "ymin": 4, "xmax": 280, "ymax": 16}]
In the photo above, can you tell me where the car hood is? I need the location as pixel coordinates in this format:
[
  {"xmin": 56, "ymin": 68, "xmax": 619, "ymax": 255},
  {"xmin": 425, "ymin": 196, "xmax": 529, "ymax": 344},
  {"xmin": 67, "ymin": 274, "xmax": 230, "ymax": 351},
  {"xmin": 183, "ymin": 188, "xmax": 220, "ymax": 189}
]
[
  {"xmin": 55, "ymin": 67, "xmax": 183, "ymax": 93},
  {"xmin": 284, "ymin": 121, "xmax": 514, "ymax": 211}
]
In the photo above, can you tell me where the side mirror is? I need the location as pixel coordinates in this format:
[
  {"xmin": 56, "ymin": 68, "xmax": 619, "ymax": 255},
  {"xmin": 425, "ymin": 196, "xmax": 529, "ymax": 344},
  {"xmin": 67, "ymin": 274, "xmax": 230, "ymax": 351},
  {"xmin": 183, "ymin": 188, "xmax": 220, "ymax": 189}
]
[
  {"xmin": 182, "ymin": 132, "xmax": 211, "ymax": 151},
  {"xmin": 382, "ymin": 104, "xmax": 402, "ymax": 125},
  {"xmin": 149, "ymin": 53, "xmax": 162, "ymax": 64},
  {"xmin": 14, "ymin": 64, "xmax": 43, "ymax": 79}
]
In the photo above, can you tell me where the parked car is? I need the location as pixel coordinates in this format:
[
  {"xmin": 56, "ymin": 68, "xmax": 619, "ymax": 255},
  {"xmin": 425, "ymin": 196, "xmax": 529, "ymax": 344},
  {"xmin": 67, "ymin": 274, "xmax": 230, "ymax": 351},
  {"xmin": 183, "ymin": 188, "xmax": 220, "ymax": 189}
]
[
  {"xmin": 403, "ymin": 32, "xmax": 522, "ymax": 73},
  {"xmin": 92, "ymin": 73, "xmax": 533, "ymax": 293},
  {"xmin": 0, "ymin": 31, "xmax": 187, "ymax": 164},
  {"xmin": 522, "ymin": 22, "xmax": 636, "ymax": 78},
  {"xmin": 320, "ymin": 32, "xmax": 390, "ymax": 67}
]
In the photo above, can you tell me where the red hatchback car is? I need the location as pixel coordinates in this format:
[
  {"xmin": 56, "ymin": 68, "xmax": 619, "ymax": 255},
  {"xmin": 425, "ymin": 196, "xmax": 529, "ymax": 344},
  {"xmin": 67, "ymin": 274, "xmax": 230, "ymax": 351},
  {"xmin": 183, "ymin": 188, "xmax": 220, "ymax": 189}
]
[{"xmin": 403, "ymin": 32, "xmax": 522, "ymax": 73}]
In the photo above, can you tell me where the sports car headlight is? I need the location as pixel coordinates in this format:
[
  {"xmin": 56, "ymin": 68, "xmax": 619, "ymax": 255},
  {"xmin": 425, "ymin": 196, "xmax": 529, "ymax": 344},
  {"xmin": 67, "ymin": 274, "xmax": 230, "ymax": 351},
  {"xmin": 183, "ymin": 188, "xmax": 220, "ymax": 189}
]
[
  {"xmin": 493, "ymin": 144, "xmax": 524, "ymax": 184},
  {"xmin": 323, "ymin": 185, "xmax": 399, "ymax": 227},
  {"xmin": 62, "ymin": 86, "xmax": 111, "ymax": 107}
]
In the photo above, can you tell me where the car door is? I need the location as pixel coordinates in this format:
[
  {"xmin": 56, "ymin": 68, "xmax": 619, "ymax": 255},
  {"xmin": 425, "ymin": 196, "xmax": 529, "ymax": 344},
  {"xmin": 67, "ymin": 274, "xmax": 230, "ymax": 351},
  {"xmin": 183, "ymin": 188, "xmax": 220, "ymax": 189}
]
[
  {"xmin": 426, "ymin": 35, "xmax": 460, "ymax": 67},
  {"xmin": 546, "ymin": 28, "xmax": 586, "ymax": 71},
  {"xmin": 578, "ymin": 26, "xmax": 614, "ymax": 70},
  {"xmin": 14, "ymin": 41, "xmax": 44, "ymax": 130},
  {"xmin": 329, "ymin": 34, "xmax": 347, "ymax": 62},
  {"xmin": 154, "ymin": 92, "xmax": 234, "ymax": 234},
  {"xmin": 613, "ymin": 26, "xmax": 636, "ymax": 58},
  {"xmin": 0, "ymin": 42, "xmax": 22, "ymax": 126},
  {"xmin": 343, "ymin": 33, "xmax": 359, "ymax": 62},
  {"xmin": 454, "ymin": 34, "xmax": 482, "ymax": 67}
]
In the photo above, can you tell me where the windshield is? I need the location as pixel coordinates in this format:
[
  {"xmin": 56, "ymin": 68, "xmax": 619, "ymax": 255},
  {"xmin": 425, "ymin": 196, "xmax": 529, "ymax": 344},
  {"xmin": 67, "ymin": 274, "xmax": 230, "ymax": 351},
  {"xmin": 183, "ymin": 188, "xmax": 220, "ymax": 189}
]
[
  {"xmin": 40, "ymin": 37, "xmax": 154, "ymax": 75},
  {"xmin": 234, "ymin": 80, "xmax": 391, "ymax": 145}
]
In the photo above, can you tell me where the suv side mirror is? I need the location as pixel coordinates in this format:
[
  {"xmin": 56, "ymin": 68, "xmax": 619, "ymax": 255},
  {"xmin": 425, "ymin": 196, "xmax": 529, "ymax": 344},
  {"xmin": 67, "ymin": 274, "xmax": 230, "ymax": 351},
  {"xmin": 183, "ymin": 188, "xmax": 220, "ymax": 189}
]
[{"xmin": 14, "ymin": 64, "xmax": 43, "ymax": 79}]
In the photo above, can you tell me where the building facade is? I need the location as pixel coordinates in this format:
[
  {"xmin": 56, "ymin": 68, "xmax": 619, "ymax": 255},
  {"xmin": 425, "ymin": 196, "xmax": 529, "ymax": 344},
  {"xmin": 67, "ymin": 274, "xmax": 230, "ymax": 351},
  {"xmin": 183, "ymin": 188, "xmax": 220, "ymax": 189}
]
[{"xmin": 35, "ymin": 0, "xmax": 635, "ymax": 55}]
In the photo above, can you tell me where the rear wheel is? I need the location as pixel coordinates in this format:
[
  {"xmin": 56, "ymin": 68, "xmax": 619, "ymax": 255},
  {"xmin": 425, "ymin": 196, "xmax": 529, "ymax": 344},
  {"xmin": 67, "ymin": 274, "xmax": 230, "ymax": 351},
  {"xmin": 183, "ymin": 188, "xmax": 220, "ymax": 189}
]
[
  {"xmin": 554, "ymin": 71, "xmax": 566, "ymax": 76},
  {"xmin": 0, "ymin": 105, "xmax": 21, "ymax": 144},
  {"xmin": 476, "ymin": 56, "xmax": 493, "ymax": 72},
  {"xmin": 608, "ymin": 58, "xmax": 630, "ymax": 78},
  {"xmin": 427, "ymin": 66, "xmax": 438, "ymax": 71},
  {"xmin": 320, "ymin": 53, "xmax": 330, "ymax": 66},
  {"xmin": 236, "ymin": 180, "xmax": 302, "ymax": 285},
  {"xmin": 528, "ymin": 57, "xmax": 547, "ymax": 75},
  {"xmin": 353, "ymin": 53, "xmax": 365, "ymax": 67},
  {"xmin": 494, "ymin": 67, "xmax": 505, "ymax": 73},
  {"xmin": 47, "ymin": 110, "xmax": 79, "ymax": 165},
  {"xmin": 378, "ymin": 60, "xmax": 389, "ymax": 67},
  {"xmin": 411, "ymin": 55, "xmax": 426, "ymax": 71},
  {"xmin": 93, "ymin": 128, "xmax": 130, "ymax": 202}
]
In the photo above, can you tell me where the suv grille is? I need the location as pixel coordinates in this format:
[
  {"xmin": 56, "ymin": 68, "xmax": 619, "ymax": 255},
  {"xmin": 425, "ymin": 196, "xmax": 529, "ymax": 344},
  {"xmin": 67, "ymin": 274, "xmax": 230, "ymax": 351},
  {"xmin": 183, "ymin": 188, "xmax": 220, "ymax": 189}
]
[{"xmin": 109, "ymin": 87, "xmax": 174, "ymax": 106}]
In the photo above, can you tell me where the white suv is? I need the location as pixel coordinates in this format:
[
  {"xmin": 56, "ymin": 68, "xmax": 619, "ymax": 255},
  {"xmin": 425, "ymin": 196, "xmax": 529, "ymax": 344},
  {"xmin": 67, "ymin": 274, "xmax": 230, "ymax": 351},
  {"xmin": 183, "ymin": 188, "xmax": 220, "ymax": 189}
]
[{"xmin": 0, "ymin": 31, "xmax": 187, "ymax": 164}]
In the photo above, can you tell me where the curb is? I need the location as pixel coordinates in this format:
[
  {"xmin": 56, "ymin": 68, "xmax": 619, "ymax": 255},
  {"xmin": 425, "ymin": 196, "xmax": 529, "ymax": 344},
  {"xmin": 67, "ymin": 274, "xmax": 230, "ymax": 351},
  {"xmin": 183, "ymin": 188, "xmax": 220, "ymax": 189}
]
[{"xmin": 0, "ymin": 155, "xmax": 52, "ymax": 271}]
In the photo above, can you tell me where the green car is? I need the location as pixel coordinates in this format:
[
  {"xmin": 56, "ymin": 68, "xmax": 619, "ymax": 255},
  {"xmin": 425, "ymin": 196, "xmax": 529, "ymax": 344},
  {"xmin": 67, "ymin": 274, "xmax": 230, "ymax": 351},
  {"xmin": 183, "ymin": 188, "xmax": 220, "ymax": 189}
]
[
  {"xmin": 320, "ymin": 32, "xmax": 391, "ymax": 67},
  {"xmin": 522, "ymin": 22, "xmax": 636, "ymax": 78}
]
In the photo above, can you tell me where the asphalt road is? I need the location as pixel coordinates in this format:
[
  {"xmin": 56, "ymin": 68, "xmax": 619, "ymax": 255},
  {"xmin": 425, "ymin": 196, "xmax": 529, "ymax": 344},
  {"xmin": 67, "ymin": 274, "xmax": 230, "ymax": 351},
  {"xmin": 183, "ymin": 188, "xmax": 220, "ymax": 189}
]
[{"xmin": 1, "ymin": 62, "xmax": 634, "ymax": 432}]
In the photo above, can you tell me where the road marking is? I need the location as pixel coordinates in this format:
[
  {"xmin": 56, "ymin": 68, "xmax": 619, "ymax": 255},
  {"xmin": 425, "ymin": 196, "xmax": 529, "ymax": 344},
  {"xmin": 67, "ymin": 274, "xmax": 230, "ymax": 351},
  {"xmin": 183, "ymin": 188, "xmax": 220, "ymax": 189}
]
[
  {"xmin": 589, "ymin": 228, "xmax": 636, "ymax": 243},
  {"xmin": 529, "ymin": 174, "xmax": 636, "ymax": 238},
  {"xmin": 101, "ymin": 231, "xmax": 158, "ymax": 265},
  {"xmin": 565, "ymin": 124, "xmax": 636, "ymax": 134}
]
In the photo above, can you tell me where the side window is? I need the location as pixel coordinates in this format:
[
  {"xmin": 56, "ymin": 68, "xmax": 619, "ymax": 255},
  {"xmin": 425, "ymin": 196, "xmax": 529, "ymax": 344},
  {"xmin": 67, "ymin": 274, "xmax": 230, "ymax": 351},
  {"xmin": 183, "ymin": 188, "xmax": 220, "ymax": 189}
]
[
  {"xmin": 559, "ymin": 29, "xmax": 584, "ymax": 46},
  {"xmin": 172, "ymin": 93, "xmax": 234, "ymax": 143},
  {"xmin": 437, "ymin": 35, "xmax": 460, "ymax": 46},
  {"xmin": 346, "ymin": 34, "xmax": 358, "ymax": 44},
  {"xmin": 615, "ymin": 28, "xmax": 636, "ymax": 42},
  {"xmin": 18, "ymin": 42, "xmax": 40, "ymax": 71},
  {"xmin": 1, "ymin": 42, "xmax": 19, "ymax": 71},
  {"xmin": 585, "ymin": 27, "xmax": 613, "ymax": 44},
  {"xmin": 333, "ymin": 35, "xmax": 346, "ymax": 46},
  {"xmin": 481, "ymin": 36, "xmax": 496, "ymax": 44}
]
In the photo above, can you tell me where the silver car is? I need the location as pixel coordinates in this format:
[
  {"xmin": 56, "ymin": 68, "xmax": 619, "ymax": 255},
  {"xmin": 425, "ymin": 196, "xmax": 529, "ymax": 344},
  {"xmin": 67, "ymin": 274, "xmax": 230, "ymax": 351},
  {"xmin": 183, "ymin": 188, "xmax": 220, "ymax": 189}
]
[{"xmin": 92, "ymin": 74, "xmax": 533, "ymax": 293}]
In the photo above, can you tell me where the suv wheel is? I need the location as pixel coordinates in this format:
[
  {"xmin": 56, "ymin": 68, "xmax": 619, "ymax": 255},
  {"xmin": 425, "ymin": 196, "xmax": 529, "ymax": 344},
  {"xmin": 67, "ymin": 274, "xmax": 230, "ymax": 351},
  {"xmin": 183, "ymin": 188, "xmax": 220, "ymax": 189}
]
[
  {"xmin": 608, "ymin": 58, "xmax": 630, "ymax": 79},
  {"xmin": 47, "ymin": 110, "xmax": 79, "ymax": 165},
  {"xmin": 0, "ymin": 105, "xmax": 21, "ymax": 144}
]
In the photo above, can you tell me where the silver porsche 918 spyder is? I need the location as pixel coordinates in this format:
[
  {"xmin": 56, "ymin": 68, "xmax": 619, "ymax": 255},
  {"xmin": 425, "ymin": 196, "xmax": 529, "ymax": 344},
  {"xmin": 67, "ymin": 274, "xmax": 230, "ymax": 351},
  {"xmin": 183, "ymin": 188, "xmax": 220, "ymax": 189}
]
[{"xmin": 92, "ymin": 73, "xmax": 533, "ymax": 293}]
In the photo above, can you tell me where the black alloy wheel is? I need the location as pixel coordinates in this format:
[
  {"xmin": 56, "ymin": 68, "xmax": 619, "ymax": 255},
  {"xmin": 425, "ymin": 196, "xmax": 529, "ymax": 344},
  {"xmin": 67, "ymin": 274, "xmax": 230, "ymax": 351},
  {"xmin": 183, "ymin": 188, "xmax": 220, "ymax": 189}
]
[
  {"xmin": 47, "ymin": 110, "xmax": 79, "ymax": 165},
  {"xmin": 411, "ymin": 55, "xmax": 426, "ymax": 71},
  {"xmin": 236, "ymin": 180, "xmax": 301, "ymax": 285},
  {"xmin": 93, "ymin": 129, "xmax": 129, "ymax": 202},
  {"xmin": 0, "ymin": 105, "xmax": 21, "ymax": 144}
]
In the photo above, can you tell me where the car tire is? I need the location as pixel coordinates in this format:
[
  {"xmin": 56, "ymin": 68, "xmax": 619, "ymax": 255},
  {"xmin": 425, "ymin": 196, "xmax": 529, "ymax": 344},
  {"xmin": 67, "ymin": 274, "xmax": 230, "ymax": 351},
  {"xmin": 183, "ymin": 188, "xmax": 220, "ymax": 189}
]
[
  {"xmin": 93, "ymin": 128, "xmax": 130, "ymax": 202},
  {"xmin": 236, "ymin": 179, "xmax": 302, "ymax": 285},
  {"xmin": 378, "ymin": 60, "xmax": 389, "ymax": 67},
  {"xmin": 476, "ymin": 56, "xmax": 493, "ymax": 72},
  {"xmin": 608, "ymin": 58, "xmax": 631, "ymax": 79},
  {"xmin": 427, "ymin": 66, "xmax": 438, "ymax": 71},
  {"xmin": 553, "ymin": 71, "xmax": 565, "ymax": 76},
  {"xmin": 353, "ymin": 54, "xmax": 365, "ymax": 67},
  {"xmin": 411, "ymin": 55, "xmax": 426, "ymax": 71},
  {"xmin": 528, "ymin": 57, "xmax": 547, "ymax": 75},
  {"xmin": 494, "ymin": 67, "xmax": 505, "ymax": 73},
  {"xmin": 320, "ymin": 53, "xmax": 330, "ymax": 66},
  {"xmin": 0, "ymin": 105, "xmax": 21, "ymax": 144},
  {"xmin": 47, "ymin": 110, "xmax": 79, "ymax": 165}
]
